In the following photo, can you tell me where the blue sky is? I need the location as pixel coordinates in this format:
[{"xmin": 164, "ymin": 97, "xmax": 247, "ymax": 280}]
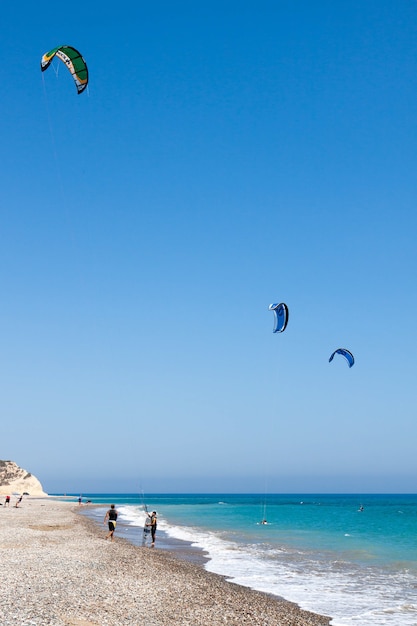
[{"xmin": 1, "ymin": 1, "xmax": 416, "ymax": 493}]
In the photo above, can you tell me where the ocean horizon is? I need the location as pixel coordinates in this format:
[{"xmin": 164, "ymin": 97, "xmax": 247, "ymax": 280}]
[{"xmin": 54, "ymin": 492, "xmax": 417, "ymax": 626}]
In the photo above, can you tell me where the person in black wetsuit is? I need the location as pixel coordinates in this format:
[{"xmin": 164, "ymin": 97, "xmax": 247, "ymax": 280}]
[{"xmin": 104, "ymin": 504, "xmax": 118, "ymax": 541}]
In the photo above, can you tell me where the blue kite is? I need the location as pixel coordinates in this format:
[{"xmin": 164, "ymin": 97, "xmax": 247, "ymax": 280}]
[
  {"xmin": 329, "ymin": 348, "xmax": 354, "ymax": 368},
  {"xmin": 268, "ymin": 302, "xmax": 289, "ymax": 333}
]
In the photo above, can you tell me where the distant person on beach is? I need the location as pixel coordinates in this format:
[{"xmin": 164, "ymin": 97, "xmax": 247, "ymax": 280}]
[
  {"xmin": 78, "ymin": 496, "xmax": 82, "ymax": 505},
  {"xmin": 147, "ymin": 511, "xmax": 157, "ymax": 546},
  {"xmin": 4, "ymin": 495, "xmax": 10, "ymax": 507},
  {"xmin": 104, "ymin": 504, "xmax": 118, "ymax": 541},
  {"xmin": 15, "ymin": 495, "xmax": 23, "ymax": 508}
]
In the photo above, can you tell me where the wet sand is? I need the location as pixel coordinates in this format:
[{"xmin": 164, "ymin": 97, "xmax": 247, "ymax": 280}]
[{"xmin": 0, "ymin": 497, "xmax": 331, "ymax": 625}]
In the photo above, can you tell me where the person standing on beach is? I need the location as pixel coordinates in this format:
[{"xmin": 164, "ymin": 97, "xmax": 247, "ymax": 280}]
[
  {"xmin": 104, "ymin": 504, "xmax": 118, "ymax": 541},
  {"xmin": 149, "ymin": 511, "xmax": 157, "ymax": 546},
  {"xmin": 4, "ymin": 495, "xmax": 10, "ymax": 507}
]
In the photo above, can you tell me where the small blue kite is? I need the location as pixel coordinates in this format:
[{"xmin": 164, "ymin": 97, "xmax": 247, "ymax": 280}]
[
  {"xmin": 268, "ymin": 302, "xmax": 289, "ymax": 333},
  {"xmin": 329, "ymin": 348, "xmax": 355, "ymax": 368}
]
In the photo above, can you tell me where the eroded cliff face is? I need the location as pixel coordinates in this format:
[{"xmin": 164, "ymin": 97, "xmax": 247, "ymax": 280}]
[{"xmin": 0, "ymin": 460, "xmax": 47, "ymax": 496}]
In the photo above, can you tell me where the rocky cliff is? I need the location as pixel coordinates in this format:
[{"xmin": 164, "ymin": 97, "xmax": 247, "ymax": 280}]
[{"xmin": 0, "ymin": 460, "xmax": 47, "ymax": 496}]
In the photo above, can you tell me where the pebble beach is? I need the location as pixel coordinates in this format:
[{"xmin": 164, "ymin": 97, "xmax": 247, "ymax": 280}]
[{"xmin": 0, "ymin": 497, "xmax": 331, "ymax": 626}]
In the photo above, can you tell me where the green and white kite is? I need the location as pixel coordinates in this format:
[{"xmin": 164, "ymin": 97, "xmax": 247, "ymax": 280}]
[{"xmin": 41, "ymin": 45, "xmax": 88, "ymax": 94}]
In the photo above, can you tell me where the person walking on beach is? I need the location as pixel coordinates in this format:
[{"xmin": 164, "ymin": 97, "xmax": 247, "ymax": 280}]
[
  {"xmin": 104, "ymin": 504, "xmax": 118, "ymax": 541},
  {"xmin": 4, "ymin": 495, "xmax": 10, "ymax": 507},
  {"xmin": 15, "ymin": 495, "xmax": 23, "ymax": 508}
]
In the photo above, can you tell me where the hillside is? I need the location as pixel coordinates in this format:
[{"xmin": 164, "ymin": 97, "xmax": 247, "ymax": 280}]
[{"xmin": 0, "ymin": 460, "xmax": 47, "ymax": 496}]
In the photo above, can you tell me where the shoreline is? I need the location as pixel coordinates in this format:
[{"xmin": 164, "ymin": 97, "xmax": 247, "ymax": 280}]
[
  {"xmin": 0, "ymin": 497, "xmax": 331, "ymax": 625},
  {"xmin": 78, "ymin": 503, "xmax": 211, "ymax": 566}
]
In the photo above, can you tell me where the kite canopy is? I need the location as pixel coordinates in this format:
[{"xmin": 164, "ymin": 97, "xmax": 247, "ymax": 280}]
[
  {"xmin": 268, "ymin": 302, "xmax": 289, "ymax": 333},
  {"xmin": 41, "ymin": 45, "xmax": 88, "ymax": 94},
  {"xmin": 329, "ymin": 348, "xmax": 355, "ymax": 368}
]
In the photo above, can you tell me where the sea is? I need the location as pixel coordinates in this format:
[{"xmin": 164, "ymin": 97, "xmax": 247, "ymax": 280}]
[{"xmin": 56, "ymin": 493, "xmax": 417, "ymax": 626}]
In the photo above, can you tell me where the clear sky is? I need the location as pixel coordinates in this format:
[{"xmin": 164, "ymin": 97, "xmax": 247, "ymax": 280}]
[{"xmin": 1, "ymin": 1, "xmax": 416, "ymax": 494}]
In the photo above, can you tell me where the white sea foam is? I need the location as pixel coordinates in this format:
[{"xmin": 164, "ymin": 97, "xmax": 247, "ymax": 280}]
[
  {"xmin": 159, "ymin": 519, "xmax": 417, "ymax": 626},
  {"xmin": 117, "ymin": 504, "xmax": 147, "ymax": 527}
]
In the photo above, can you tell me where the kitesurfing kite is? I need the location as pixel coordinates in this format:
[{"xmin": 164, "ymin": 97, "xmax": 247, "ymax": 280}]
[
  {"xmin": 329, "ymin": 348, "xmax": 354, "ymax": 368},
  {"xmin": 40, "ymin": 45, "xmax": 88, "ymax": 94},
  {"xmin": 269, "ymin": 302, "xmax": 289, "ymax": 333}
]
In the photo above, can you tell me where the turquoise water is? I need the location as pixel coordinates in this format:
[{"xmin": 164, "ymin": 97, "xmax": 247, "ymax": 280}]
[{"xmin": 60, "ymin": 493, "xmax": 417, "ymax": 626}]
